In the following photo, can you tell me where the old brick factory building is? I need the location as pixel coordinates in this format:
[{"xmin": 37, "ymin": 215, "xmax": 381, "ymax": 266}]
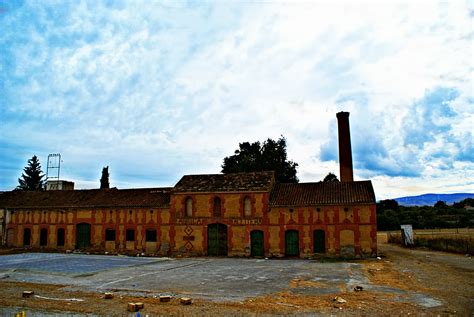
[{"xmin": 0, "ymin": 112, "xmax": 377, "ymax": 257}]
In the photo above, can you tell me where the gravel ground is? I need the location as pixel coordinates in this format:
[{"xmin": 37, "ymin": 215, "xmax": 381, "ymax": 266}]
[{"xmin": 0, "ymin": 243, "xmax": 472, "ymax": 316}]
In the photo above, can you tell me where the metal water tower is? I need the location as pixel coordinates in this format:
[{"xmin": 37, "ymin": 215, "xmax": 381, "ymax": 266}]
[{"xmin": 46, "ymin": 153, "xmax": 61, "ymax": 190}]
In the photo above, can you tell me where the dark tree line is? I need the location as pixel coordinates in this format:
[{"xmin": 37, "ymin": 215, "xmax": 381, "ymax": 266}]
[{"xmin": 377, "ymin": 199, "xmax": 474, "ymax": 231}]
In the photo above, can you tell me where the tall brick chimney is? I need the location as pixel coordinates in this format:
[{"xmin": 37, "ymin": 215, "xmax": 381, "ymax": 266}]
[{"xmin": 336, "ymin": 111, "xmax": 354, "ymax": 182}]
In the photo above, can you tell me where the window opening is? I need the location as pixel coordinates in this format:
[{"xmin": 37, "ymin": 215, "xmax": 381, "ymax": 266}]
[
  {"xmin": 105, "ymin": 229, "xmax": 116, "ymax": 241},
  {"xmin": 146, "ymin": 229, "xmax": 157, "ymax": 242},
  {"xmin": 57, "ymin": 228, "xmax": 65, "ymax": 246},
  {"xmin": 40, "ymin": 228, "xmax": 48, "ymax": 246},
  {"xmin": 126, "ymin": 229, "xmax": 135, "ymax": 242},
  {"xmin": 213, "ymin": 197, "xmax": 222, "ymax": 217}
]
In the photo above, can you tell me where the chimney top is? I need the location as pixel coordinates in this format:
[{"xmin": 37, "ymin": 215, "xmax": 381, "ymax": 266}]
[{"xmin": 336, "ymin": 111, "xmax": 350, "ymax": 118}]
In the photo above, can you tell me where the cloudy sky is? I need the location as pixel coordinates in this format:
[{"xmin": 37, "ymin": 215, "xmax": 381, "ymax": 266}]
[{"xmin": 0, "ymin": 0, "xmax": 472, "ymax": 199}]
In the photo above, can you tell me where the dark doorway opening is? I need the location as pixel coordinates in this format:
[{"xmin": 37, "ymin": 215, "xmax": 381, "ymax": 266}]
[
  {"xmin": 40, "ymin": 228, "xmax": 48, "ymax": 247},
  {"xmin": 57, "ymin": 228, "xmax": 65, "ymax": 247},
  {"xmin": 23, "ymin": 228, "xmax": 31, "ymax": 247},
  {"xmin": 313, "ymin": 230, "xmax": 325, "ymax": 253}
]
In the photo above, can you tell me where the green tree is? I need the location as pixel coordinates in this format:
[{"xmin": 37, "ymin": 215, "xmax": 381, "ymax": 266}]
[
  {"xmin": 459, "ymin": 198, "xmax": 474, "ymax": 207},
  {"xmin": 434, "ymin": 200, "xmax": 448, "ymax": 208},
  {"xmin": 100, "ymin": 166, "xmax": 110, "ymax": 189},
  {"xmin": 221, "ymin": 136, "xmax": 298, "ymax": 183},
  {"xmin": 323, "ymin": 172, "xmax": 339, "ymax": 182},
  {"xmin": 16, "ymin": 155, "xmax": 45, "ymax": 191},
  {"xmin": 377, "ymin": 199, "xmax": 399, "ymax": 211}
]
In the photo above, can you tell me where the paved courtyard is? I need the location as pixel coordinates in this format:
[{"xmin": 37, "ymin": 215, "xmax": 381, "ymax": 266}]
[
  {"xmin": 0, "ymin": 251, "xmax": 435, "ymax": 304},
  {"xmin": 0, "ymin": 253, "xmax": 366, "ymax": 300},
  {"xmin": 0, "ymin": 246, "xmax": 472, "ymax": 315}
]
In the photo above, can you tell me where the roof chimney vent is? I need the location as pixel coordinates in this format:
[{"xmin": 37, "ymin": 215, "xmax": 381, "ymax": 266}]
[{"xmin": 336, "ymin": 111, "xmax": 354, "ymax": 182}]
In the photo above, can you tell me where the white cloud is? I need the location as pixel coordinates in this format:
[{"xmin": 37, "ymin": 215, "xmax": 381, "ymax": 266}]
[{"xmin": 0, "ymin": 0, "xmax": 472, "ymax": 199}]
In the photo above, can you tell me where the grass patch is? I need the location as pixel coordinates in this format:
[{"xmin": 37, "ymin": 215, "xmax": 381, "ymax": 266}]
[{"xmin": 386, "ymin": 230, "xmax": 473, "ymax": 255}]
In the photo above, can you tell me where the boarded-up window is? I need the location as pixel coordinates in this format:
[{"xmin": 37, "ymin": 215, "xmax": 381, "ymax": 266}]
[
  {"xmin": 213, "ymin": 197, "xmax": 221, "ymax": 217},
  {"xmin": 6, "ymin": 228, "xmax": 14, "ymax": 247},
  {"xmin": 126, "ymin": 229, "xmax": 135, "ymax": 242},
  {"xmin": 146, "ymin": 229, "xmax": 157, "ymax": 242},
  {"xmin": 105, "ymin": 229, "xmax": 116, "ymax": 241},
  {"xmin": 244, "ymin": 196, "xmax": 252, "ymax": 217},
  {"xmin": 185, "ymin": 197, "xmax": 193, "ymax": 217}
]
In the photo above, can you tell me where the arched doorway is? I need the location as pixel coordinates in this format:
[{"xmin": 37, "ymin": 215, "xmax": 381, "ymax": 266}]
[
  {"xmin": 207, "ymin": 223, "xmax": 227, "ymax": 256},
  {"xmin": 250, "ymin": 230, "xmax": 264, "ymax": 257},
  {"xmin": 313, "ymin": 230, "xmax": 325, "ymax": 253},
  {"xmin": 76, "ymin": 223, "xmax": 91, "ymax": 249},
  {"xmin": 23, "ymin": 228, "xmax": 31, "ymax": 247},
  {"xmin": 285, "ymin": 230, "xmax": 299, "ymax": 256}
]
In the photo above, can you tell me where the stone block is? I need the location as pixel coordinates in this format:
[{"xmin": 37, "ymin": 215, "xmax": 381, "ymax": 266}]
[
  {"xmin": 127, "ymin": 303, "xmax": 139, "ymax": 312},
  {"xmin": 22, "ymin": 291, "xmax": 34, "ymax": 298},
  {"xmin": 180, "ymin": 297, "xmax": 192, "ymax": 305},
  {"xmin": 104, "ymin": 292, "xmax": 114, "ymax": 299},
  {"xmin": 159, "ymin": 295, "xmax": 171, "ymax": 302}
]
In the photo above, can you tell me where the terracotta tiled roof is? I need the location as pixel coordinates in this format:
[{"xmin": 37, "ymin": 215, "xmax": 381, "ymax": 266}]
[
  {"xmin": 270, "ymin": 181, "xmax": 375, "ymax": 206},
  {"xmin": 173, "ymin": 171, "xmax": 275, "ymax": 193},
  {"xmin": 0, "ymin": 188, "xmax": 171, "ymax": 209}
]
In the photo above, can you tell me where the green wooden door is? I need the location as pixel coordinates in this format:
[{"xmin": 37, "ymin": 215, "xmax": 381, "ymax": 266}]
[
  {"xmin": 285, "ymin": 230, "xmax": 299, "ymax": 256},
  {"xmin": 313, "ymin": 230, "xmax": 325, "ymax": 253},
  {"xmin": 250, "ymin": 230, "xmax": 264, "ymax": 257},
  {"xmin": 76, "ymin": 223, "xmax": 91, "ymax": 249},
  {"xmin": 208, "ymin": 223, "xmax": 227, "ymax": 256}
]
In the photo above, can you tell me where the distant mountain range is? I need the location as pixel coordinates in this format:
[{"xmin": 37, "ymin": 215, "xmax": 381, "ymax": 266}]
[{"xmin": 392, "ymin": 193, "xmax": 474, "ymax": 206}]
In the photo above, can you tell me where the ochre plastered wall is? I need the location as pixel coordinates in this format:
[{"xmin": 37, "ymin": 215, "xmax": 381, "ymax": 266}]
[
  {"xmin": 6, "ymin": 196, "xmax": 376, "ymax": 257},
  {"xmin": 7, "ymin": 207, "xmax": 170, "ymax": 254},
  {"xmin": 169, "ymin": 192, "xmax": 269, "ymax": 256}
]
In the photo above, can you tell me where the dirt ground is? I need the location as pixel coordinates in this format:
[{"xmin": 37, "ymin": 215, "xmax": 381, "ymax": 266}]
[{"xmin": 0, "ymin": 243, "xmax": 473, "ymax": 316}]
